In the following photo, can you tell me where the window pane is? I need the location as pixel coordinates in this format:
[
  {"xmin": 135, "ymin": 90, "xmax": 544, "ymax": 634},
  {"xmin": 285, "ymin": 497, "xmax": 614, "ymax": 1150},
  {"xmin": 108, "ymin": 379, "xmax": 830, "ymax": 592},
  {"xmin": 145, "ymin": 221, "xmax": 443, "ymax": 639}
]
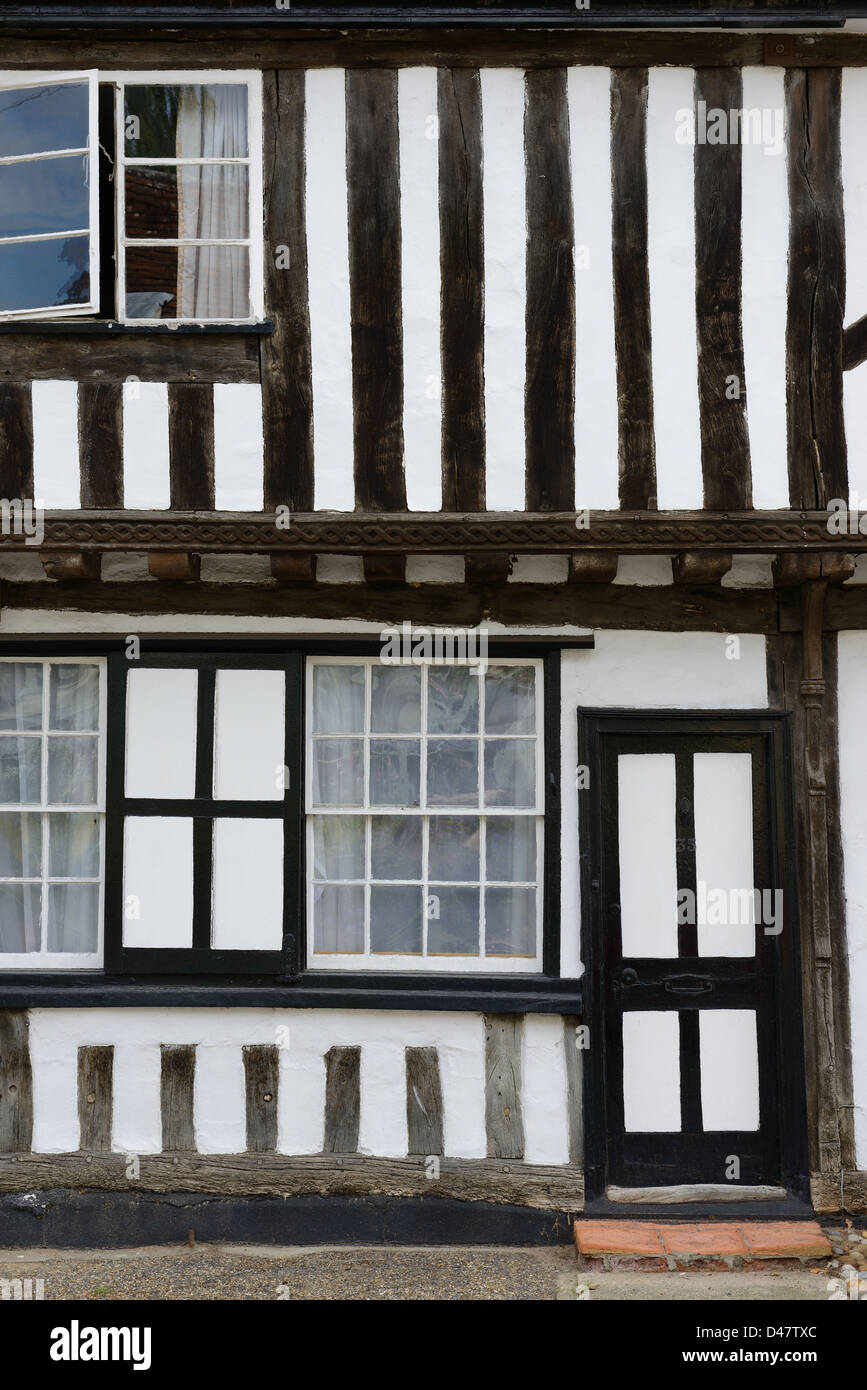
[
  {"xmin": 47, "ymin": 737, "xmax": 99, "ymax": 805},
  {"xmin": 124, "ymin": 85, "xmax": 248, "ymax": 159},
  {"xmin": 0, "ymin": 663, "xmax": 42, "ymax": 731},
  {"xmin": 370, "ymin": 885, "xmax": 422, "ymax": 954},
  {"xmin": 486, "ymin": 817, "xmax": 537, "ymax": 883},
  {"xmin": 0, "ymin": 155, "xmax": 90, "ymax": 238},
  {"xmin": 371, "ymin": 816, "xmax": 422, "ymax": 880},
  {"xmin": 428, "ymin": 886, "xmax": 480, "ymax": 956},
  {"xmin": 0, "ymin": 812, "xmax": 42, "ymax": 878},
  {"xmin": 485, "ymin": 886, "xmax": 536, "ymax": 956},
  {"xmin": 312, "ymin": 666, "xmax": 365, "ymax": 734},
  {"xmin": 484, "ymin": 666, "xmax": 535, "ymax": 735},
  {"xmin": 313, "ymin": 815, "xmax": 364, "ymax": 881},
  {"xmin": 428, "ymin": 816, "xmax": 480, "ymax": 881},
  {"xmin": 0, "ymin": 235, "xmax": 90, "ymax": 313},
  {"xmin": 484, "ymin": 740, "xmax": 535, "ymax": 808},
  {"xmin": 312, "ymin": 739, "xmax": 363, "ymax": 807},
  {"xmin": 0, "ymin": 738, "xmax": 41, "ymax": 804},
  {"xmin": 371, "ymin": 666, "xmax": 421, "ymax": 734},
  {"xmin": 0, "ymin": 884, "xmax": 41, "ymax": 952},
  {"xmin": 49, "ymin": 664, "xmax": 99, "ymax": 731},
  {"xmin": 427, "ymin": 666, "xmax": 479, "ymax": 735},
  {"xmin": 0, "ymin": 82, "xmax": 88, "ymax": 158},
  {"xmin": 125, "ymin": 245, "xmax": 249, "ymax": 321},
  {"xmin": 369, "ymin": 740, "xmax": 421, "ymax": 807},
  {"xmin": 313, "ymin": 883, "xmax": 364, "ymax": 953},
  {"xmin": 47, "ymin": 883, "xmax": 99, "ymax": 952},
  {"xmin": 48, "ymin": 813, "xmax": 100, "ymax": 879},
  {"xmin": 125, "ymin": 164, "xmax": 250, "ymax": 241},
  {"xmin": 427, "ymin": 739, "xmax": 478, "ymax": 807}
]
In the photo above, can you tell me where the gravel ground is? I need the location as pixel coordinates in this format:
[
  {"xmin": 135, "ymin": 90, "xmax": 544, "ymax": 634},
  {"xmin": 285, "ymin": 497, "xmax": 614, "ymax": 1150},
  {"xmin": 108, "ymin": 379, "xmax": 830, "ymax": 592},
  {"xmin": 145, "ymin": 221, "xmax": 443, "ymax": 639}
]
[{"xmin": 0, "ymin": 1244, "xmax": 574, "ymax": 1301}]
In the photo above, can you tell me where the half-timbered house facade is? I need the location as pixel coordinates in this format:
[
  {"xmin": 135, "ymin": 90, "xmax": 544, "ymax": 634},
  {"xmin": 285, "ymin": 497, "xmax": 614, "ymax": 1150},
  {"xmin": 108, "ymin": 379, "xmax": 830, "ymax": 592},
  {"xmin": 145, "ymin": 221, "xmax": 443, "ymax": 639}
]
[{"xmin": 0, "ymin": 0, "xmax": 865, "ymax": 1242}]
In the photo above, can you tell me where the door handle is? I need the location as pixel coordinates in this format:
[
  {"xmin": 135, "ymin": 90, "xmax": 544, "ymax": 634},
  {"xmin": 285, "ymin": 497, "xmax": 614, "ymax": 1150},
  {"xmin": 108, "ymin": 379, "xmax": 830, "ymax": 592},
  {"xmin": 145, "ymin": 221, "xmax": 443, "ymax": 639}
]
[{"xmin": 664, "ymin": 975, "xmax": 713, "ymax": 996}]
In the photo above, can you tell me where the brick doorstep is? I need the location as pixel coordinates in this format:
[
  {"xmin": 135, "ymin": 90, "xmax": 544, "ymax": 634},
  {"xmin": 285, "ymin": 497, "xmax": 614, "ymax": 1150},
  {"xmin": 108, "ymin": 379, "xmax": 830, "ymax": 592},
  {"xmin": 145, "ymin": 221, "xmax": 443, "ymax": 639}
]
[{"xmin": 574, "ymin": 1220, "xmax": 832, "ymax": 1272}]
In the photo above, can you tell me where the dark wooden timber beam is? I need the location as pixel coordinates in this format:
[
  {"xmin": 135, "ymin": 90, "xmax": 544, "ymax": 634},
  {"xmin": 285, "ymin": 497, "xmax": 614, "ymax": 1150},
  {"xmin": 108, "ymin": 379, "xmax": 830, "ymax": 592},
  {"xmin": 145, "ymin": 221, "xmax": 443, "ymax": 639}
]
[
  {"xmin": 7, "ymin": 33, "xmax": 867, "ymax": 71},
  {"xmin": 673, "ymin": 553, "xmax": 733, "ymax": 586},
  {"xmin": 11, "ymin": 511, "xmax": 867, "ymax": 556}
]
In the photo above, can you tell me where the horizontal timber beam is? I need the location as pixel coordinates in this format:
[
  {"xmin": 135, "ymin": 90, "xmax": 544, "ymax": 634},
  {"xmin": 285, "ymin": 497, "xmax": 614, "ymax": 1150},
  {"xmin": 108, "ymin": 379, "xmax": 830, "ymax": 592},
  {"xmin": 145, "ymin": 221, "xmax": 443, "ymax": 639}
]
[
  {"xmin": 2, "ymin": 510, "xmax": 862, "ymax": 556},
  {"xmin": 0, "ymin": 1152, "xmax": 585, "ymax": 1212}
]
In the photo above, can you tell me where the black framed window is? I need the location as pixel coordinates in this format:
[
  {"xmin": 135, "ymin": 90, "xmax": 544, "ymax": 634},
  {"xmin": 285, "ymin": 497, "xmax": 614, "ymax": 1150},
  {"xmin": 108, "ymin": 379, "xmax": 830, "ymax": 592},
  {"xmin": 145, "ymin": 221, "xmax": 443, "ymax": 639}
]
[{"xmin": 105, "ymin": 651, "xmax": 302, "ymax": 976}]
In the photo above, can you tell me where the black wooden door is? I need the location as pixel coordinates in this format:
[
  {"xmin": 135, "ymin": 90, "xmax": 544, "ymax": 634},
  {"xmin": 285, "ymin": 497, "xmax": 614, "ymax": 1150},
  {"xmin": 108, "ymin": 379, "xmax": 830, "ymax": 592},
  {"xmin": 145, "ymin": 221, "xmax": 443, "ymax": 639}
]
[{"xmin": 579, "ymin": 713, "xmax": 808, "ymax": 1200}]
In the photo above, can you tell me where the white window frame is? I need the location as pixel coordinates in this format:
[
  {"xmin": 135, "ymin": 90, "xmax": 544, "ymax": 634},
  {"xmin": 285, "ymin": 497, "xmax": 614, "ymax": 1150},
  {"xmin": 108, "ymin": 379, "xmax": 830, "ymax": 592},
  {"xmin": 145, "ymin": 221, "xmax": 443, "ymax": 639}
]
[
  {"xmin": 0, "ymin": 656, "xmax": 107, "ymax": 971},
  {"xmin": 107, "ymin": 69, "xmax": 264, "ymax": 325},
  {"xmin": 305, "ymin": 655, "xmax": 545, "ymax": 975},
  {"xmin": 0, "ymin": 70, "xmax": 100, "ymax": 321}
]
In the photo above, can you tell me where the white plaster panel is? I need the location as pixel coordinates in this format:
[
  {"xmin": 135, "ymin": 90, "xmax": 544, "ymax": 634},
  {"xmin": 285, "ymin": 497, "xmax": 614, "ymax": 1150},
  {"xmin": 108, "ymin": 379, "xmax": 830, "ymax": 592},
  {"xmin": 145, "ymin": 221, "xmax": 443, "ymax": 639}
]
[
  {"xmin": 194, "ymin": 1044, "xmax": 246, "ymax": 1154},
  {"xmin": 481, "ymin": 68, "xmax": 526, "ymax": 511},
  {"xmin": 122, "ymin": 381, "xmax": 171, "ymax": 510},
  {"xmin": 359, "ymin": 1040, "xmax": 408, "ymax": 1156},
  {"xmin": 123, "ymin": 818, "xmax": 194, "ymax": 949},
  {"xmin": 213, "ymin": 668, "xmax": 285, "ymax": 801},
  {"xmin": 211, "ymin": 819, "xmax": 284, "ymax": 951},
  {"xmin": 112, "ymin": 1041, "xmax": 162, "ymax": 1154},
  {"xmin": 306, "ymin": 69, "xmax": 354, "ymax": 511},
  {"xmin": 568, "ymin": 65, "xmax": 619, "ymax": 511},
  {"xmin": 741, "ymin": 67, "xmax": 790, "ymax": 508},
  {"xmin": 622, "ymin": 1011, "xmax": 681, "ymax": 1132},
  {"xmin": 699, "ymin": 1009, "xmax": 760, "ymax": 1131},
  {"xmin": 646, "ymin": 67, "xmax": 702, "ymax": 509},
  {"xmin": 125, "ymin": 667, "xmax": 198, "ymax": 800},
  {"xmin": 618, "ymin": 753, "xmax": 679, "ymax": 958},
  {"xmin": 399, "ymin": 67, "xmax": 442, "ymax": 511},
  {"xmin": 694, "ymin": 752, "xmax": 756, "ymax": 958},
  {"xmin": 522, "ymin": 1014, "xmax": 570, "ymax": 1165},
  {"xmin": 842, "ymin": 70, "xmax": 867, "ymax": 506},
  {"xmin": 837, "ymin": 632, "xmax": 867, "ymax": 1166},
  {"xmin": 213, "ymin": 383, "xmax": 265, "ymax": 511},
  {"xmin": 32, "ymin": 380, "xmax": 79, "ymax": 509}
]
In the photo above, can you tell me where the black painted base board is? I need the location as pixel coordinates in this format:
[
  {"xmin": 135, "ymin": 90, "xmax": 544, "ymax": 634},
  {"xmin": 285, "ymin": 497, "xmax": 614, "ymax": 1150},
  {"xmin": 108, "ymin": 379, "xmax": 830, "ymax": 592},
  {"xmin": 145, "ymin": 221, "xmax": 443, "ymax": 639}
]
[{"xmin": 0, "ymin": 1190, "xmax": 577, "ymax": 1249}]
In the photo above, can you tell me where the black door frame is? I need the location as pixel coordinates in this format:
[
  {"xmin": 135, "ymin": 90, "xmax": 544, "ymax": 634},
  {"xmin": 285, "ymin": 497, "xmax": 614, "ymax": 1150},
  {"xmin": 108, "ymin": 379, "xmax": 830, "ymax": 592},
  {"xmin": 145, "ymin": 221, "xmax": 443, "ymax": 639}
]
[{"xmin": 578, "ymin": 710, "xmax": 811, "ymax": 1215}]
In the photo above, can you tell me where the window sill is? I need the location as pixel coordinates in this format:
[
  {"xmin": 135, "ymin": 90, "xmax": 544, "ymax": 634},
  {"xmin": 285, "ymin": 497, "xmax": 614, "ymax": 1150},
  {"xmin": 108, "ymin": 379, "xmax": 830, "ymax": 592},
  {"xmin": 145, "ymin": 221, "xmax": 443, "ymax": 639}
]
[
  {"xmin": 0, "ymin": 320, "xmax": 273, "ymax": 336},
  {"xmin": 0, "ymin": 972, "xmax": 582, "ymax": 1014}
]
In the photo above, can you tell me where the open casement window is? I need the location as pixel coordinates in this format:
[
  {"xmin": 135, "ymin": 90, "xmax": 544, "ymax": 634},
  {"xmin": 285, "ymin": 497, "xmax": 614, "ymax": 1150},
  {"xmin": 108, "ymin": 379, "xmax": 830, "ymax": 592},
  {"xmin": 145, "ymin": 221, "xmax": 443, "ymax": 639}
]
[
  {"xmin": 113, "ymin": 71, "xmax": 263, "ymax": 324},
  {"xmin": 105, "ymin": 653, "xmax": 301, "ymax": 975},
  {"xmin": 0, "ymin": 658, "xmax": 106, "ymax": 969},
  {"xmin": 0, "ymin": 71, "xmax": 100, "ymax": 319},
  {"xmin": 307, "ymin": 657, "xmax": 546, "ymax": 973}
]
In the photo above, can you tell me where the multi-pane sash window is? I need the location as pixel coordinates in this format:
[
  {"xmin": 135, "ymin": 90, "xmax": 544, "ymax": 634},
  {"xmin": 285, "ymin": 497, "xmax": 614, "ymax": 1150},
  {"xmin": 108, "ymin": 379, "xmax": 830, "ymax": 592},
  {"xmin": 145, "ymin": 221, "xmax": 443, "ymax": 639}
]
[
  {"xmin": 0, "ymin": 659, "xmax": 105, "ymax": 967},
  {"xmin": 117, "ymin": 72, "xmax": 262, "ymax": 323},
  {"xmin": 307, "ymin": 658, "xmax": 544, "ymax": 973},
  {"xmin": 0, "ymin": 72, "xmax": 99, "ymax": 318}
]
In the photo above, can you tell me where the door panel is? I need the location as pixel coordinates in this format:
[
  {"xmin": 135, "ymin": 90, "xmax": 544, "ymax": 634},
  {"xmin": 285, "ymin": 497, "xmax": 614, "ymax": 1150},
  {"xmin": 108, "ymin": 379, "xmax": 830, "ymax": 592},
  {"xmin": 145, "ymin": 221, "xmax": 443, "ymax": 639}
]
[{"xmin": 579, "ymin": 712, "xmax": 809, "ymax": 1202}]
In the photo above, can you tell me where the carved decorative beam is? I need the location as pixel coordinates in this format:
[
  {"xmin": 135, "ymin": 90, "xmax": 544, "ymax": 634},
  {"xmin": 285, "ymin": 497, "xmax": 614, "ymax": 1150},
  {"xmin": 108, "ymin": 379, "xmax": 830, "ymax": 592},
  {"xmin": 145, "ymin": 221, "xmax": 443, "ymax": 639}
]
[{"xmin": 3, "ymin": 509, "xmax": 864, "ymax": 557}]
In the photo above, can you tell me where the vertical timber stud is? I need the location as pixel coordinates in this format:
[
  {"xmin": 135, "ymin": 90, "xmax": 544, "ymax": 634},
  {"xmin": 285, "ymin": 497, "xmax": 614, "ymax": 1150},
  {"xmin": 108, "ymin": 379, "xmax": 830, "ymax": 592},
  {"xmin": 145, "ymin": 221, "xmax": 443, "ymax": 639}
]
[
  {"xmin": 0, "ymin": 1011, "xmax": 33, "ymax": 1153},
  {"xmin": 785, "ymin": 69, "xmax": 847, "ymax": 509},
  {"xmin": 323, "ymin": 1045, "xmax": 361, "ymax": 1153},
  {"xmin": 439, "ymin": 69, "xmax": 485, "ymax": 514},
  {"xmin": 243, "ymin": 1045, "xmax": 279, "ymax": 1154},
  {"xmin": 160, "ymin": 1045, "xmax": 197, "ymax": 1153},
  {"xmin": 78, "ymin": 1046, "xmax": 114, "ymax": 1153},
  {"xmin": 611, "ymin": 69, "xmax": 656, "ymax": 510},
  {"xmin": 484, "ymin": 1014, "xmax": 525, "ymax": 1160},
  {"xmin": 168, "ymin": 384, "xmax": 215, "ymax": 510},
  {"xmin": 405, "ymin": 1047, "xmax": 444, "ymax": 1157},
  {"xmin": 0, "ymin": 384, "xmax": 34, "ymax": 500},
  {"xmin": 79, "ymin": 383, "xmax": 124, "ymax": 508},
  {"xmin": 346, "ymin": 70, "xmax": 406, "ymax": 585},
  {"xmin": 694, "ymin": 67, "xmax": 751, "ymax": 509},
  {"xmin": 262, "ymin": 70, "xmax": 314, "ymax": 524},
  {"xmin": 525, "ymin": 68, "xmax": 575, "ymax": 512}
]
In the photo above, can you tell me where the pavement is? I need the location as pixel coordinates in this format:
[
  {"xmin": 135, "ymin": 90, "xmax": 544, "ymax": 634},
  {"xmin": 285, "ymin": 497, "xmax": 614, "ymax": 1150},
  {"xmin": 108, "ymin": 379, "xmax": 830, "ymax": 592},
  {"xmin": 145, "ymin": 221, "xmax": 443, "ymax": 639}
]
[{"xmin": 0, "ymin": 1243, "xmax": 844, "ymax": 1300}]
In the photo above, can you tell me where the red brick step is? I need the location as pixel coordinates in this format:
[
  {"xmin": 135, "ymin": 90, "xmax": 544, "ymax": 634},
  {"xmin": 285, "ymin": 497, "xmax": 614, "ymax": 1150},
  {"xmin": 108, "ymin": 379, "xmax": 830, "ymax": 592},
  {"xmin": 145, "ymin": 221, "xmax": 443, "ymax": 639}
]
[{"xmin": 574, "ymin": 1219, "xmax": 832, "ymax": 1272}]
